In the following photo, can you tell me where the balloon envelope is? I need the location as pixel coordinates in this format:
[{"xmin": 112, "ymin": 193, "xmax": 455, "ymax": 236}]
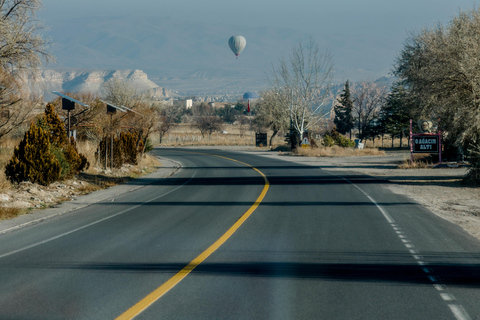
[
  {"xmin": 228, "ymin": 36, "xmax": 246, "ymax": 57},
  {"xmin": 243, "ymin": 92, "xmax": 258, "ymax": 100}
]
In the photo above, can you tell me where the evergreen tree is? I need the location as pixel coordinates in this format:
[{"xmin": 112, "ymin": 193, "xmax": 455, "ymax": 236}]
[
  {"xmin": 334, "ymin": 80, "xmax": 354, "ymax": 137},
  {"xmin": 379, "ymin": 81, "xmax": 413, "ymax": 147},
  {"xmin": 41, "ymin": 103, "xmax": 69, "ymax": 148},
  {"xmin": 38, "ymin": 103, "xmax": 89, "ymax": 178},
  {"xmin": 5, "ymin": 123, "xmax": 61, "ymax": 186}
]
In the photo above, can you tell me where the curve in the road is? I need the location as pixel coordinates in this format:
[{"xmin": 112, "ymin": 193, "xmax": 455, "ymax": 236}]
[{"xmin": 116, "ymin": 152, "xmax": 270, "ymax": 320}]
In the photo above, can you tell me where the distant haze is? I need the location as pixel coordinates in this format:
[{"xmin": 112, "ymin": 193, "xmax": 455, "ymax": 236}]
[{"xmin": 38, "ymin": 0, "xmax": 478, "ymax": 94}]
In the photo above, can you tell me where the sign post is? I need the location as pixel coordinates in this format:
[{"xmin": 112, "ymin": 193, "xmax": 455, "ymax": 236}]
[
  {"xmin": 255, "ymin": 133, "xmax": 267, "ymax": 147},
  {"xmin": 52, "ymin": 92, "xmax": 89, "ymax": 138},
  {"xmin": 410, "ymin": 119, "xmax": 442, "ymax": 164},
  {"xmin": 301, "ymin": 137, "xmax": 310, "ymax": 149}
]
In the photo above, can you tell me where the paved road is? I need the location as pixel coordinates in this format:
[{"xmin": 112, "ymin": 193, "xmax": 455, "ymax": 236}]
[{"xmin": 0, "ymin": 148, "xmax": 479, "ymax": 319}]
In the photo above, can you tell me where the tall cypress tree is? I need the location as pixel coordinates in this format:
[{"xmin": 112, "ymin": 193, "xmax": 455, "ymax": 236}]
[{"xmin": 334, "ymin": 80, "xmax": 354, "ymax": 138}]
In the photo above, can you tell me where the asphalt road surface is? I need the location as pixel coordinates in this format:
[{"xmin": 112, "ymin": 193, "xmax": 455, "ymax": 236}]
[{"xmin": 0, "ymin": 148, "xmax": 480, "ymax": 319}]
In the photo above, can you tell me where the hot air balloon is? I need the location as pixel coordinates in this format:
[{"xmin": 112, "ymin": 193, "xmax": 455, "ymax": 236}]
[{"xmin": 228, "ymin": 35, "xmax": 246, "ymax": 59}]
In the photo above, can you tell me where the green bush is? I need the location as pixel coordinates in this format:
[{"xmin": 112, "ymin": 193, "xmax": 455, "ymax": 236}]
[
  {"xmin": 51, "ymin": 146, "xmax": 71, "ymax": 178},
  {"xmin": 5, "ymin": 123, "xmax": 62, "ymax": 186},
  {"xmin": 324, "ymin": 128, "xmax": 355, "ymax": 148},
  {"xmin": 5, "ymin": 104, "xmax": 90, "ymax": 186},
  {"xmin": 63, "ymin": 137, "xmax": 89, "ymax": 177},
  {"xmin": 323, "ymin": 135, "xmax": 335, "ymax": 147},
  {"xmin": 40, "ymin": 104, "xmax": 89, "ymax": 178},
  {"xmin": 335, "ymin": 135, "xmax": 355, "ymax": 148}
]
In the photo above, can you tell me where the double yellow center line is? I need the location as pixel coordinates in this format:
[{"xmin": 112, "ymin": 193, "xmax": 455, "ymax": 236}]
[{"xmin": 116, "ymin": 154, "xmax": 270, "ymax": 319}]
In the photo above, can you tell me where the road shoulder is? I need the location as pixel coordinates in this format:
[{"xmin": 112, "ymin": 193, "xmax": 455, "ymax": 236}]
[{"xmin": 0, "ymin": 157, "xmax": 180, "ymax": 235}]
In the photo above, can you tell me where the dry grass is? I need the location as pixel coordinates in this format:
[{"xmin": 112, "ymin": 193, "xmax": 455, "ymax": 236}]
[
  {"xmin": 0, "ymin": 207, "xmax": 23, "ymax": 221},
  {"xmin": 363, "ymin": 136, "xmax": 410, "ymax": 149},
  {"xmin": 398, "ymin": 154, "xmax": 435, "ymax": 169},
  {"xmin": 156, "ymin": 123, "xmax": 286, "ymax": 148},
  {"xmin": 293, "ymin": 146, "xmax": 386, "ymax": 157},
  {"xmin": 0, "ymin": 138, "xmax": 17, "ymax": 190}
]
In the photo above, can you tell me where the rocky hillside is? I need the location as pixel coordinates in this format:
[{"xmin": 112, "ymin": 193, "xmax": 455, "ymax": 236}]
[{"xmin": 24, "ymin": 69, "xmax": 172, "ymax": 102}]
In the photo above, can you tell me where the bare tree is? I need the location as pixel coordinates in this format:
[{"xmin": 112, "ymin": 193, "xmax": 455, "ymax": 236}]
[
  {"xmin": 254, "ymin": 89, "xmax": 289, "ymax": 146},
  {"xmin": 100, "ymin": 78, "xmax": 143, "ymax": 109},
  {"xmin": 0, "ymin": 0, "xmax": 53, "ymax": 71},
  {"xmin": 0, "ymin": 0, "xmax": 53, "ymax": 140},
  {"xmin": 99, "ymin": 78, "xmax": 163, "ymax": 156},
  {"xmin": 270, "ymin": 38, "xmax": 334, "ymax": 143},
  {"xmin": 158, "ymin": 104, "xmax": 182, "ymax": 144},
  {"xmin": 0, "ymin": 69, "xmax": 45, "ymax": 140},
  {"xmin": 193, "ymin": 116, "xmax": 223, "ymax": 137},
  {"xmin": 351, "ymin": 82, "xmax": 387, "ymax": 140}
]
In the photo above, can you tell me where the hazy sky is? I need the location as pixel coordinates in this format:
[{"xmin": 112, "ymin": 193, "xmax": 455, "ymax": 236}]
[
  {"xmin": 39, "ymin": 0, "xmax": 478, "ymax": 31},
  {"xmin": 38, "ymin": 0, "xmax": 480, "ymax": 83}
]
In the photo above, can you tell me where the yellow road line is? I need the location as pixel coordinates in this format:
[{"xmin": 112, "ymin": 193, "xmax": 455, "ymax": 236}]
[{"xmin": 116, "ymin": 153, "xmax": 269, "ymax": 320}]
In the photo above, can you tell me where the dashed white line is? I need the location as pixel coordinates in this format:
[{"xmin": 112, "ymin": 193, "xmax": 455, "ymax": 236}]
[
  {"xmin": 448, "ymin": 304, "xmax": 472, "ymax": 320},
  {"xmin": 440, "ymin": 293, "xmax": 454, "ymax": 301},
  {"xmin": 326, "ymin": 171, "xmax": 472, "ymax": 320},
  {"xmin": 434, "ymin": 284, "xmax": 447, "ymax": 291}
]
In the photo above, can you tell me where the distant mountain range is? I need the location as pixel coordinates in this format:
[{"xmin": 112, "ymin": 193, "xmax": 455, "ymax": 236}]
[
  {"xmin": 41, "ymin": 16, "xmax": 393, "ymax": 95},
  {"xmin": 24, "ymin": 69, "xmax": 171, "ymax": 102}
]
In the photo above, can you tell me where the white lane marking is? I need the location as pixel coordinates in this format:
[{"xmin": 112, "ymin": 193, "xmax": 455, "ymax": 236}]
[
  {"xmin": 441, "ymin": 293, "xmax": 454, "ymax": 301},
  {"xmin": 435, "ymin": 284, "xmax": 447, "ymax": 291},
  {"xmin": 0, "ymin": 172, "xmax": 196, "ymax": 260},
  {"xmin": 448, "ymin": 304, "xmax": 472, "ymax": 320},
  {"xmin": 324, "ymin": 171, "xmax": 472, "ymax": 320}
]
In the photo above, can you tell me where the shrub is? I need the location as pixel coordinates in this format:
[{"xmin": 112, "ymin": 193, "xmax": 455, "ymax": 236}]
[
  {"xmin": 63, "ymin": 137, "xmax": 89, "ymax": 177},
  {"xmin": 5, "ymin": 104, "xmax": 90, "ymax": 186},
  {"xmin": 40, "ymin": 104, "xmax": 89, "ymax": 178},
  {"xmin": 98, "ymin": 131, "xmax": 141, "ymax": 168},
  {"xmin": 323, "ymin": 135, "xmax": 335, "ymax": 147},
  {"xmin": 42, "ymin": 104, "xmax": 69, "ymax": 147},
  {"xmin": 121, "ymin": 131, "xmax": 138, "ymax": 165},
  {"xmin": 335, "ymin": 135, "xmax": 355, "ymax": 148},
  {"xmin": 5, "ymin": 123, "xmax": 62, "ymax": 186},
  {"xmin": 51, "ymin": 146, "xmax": 71, "ymax": 178},
  {"xmin": 323, "ymin": 128, "xmax": 355, "ymax": 148}
]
